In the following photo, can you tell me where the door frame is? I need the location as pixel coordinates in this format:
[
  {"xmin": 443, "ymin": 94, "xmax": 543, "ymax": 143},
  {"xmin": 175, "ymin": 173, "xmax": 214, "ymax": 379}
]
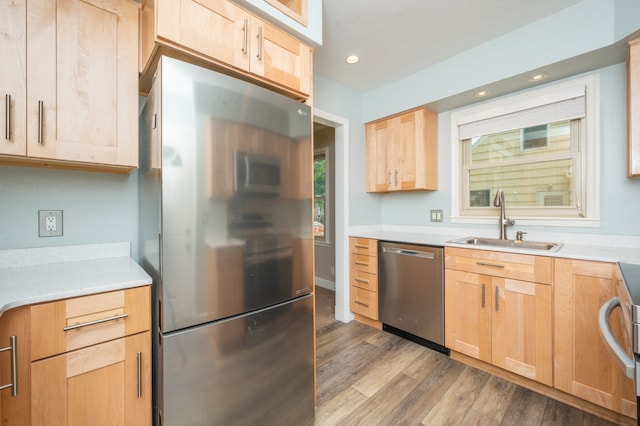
[{"xmin": 313, "ymin": 108, "xmax": 351, "ymax": 323}]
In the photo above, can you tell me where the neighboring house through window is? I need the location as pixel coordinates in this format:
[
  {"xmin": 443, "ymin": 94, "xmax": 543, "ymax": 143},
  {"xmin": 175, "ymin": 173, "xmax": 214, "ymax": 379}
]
[{"xmin": 450, "ymin": 75, "xmax": 600, "ymax": 227}]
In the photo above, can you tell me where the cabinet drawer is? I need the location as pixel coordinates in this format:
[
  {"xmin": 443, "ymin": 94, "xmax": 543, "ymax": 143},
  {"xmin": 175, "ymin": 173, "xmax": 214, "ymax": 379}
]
[
  {"xmin": 351, "ymin": 254, "xmax": 377, "ymax": 274},
  {"xmin": 350, "ymin": 270, "xmax": 378, "ymax": 292},
  {"xmin": 31, "ymin": 286, "xmax": 150, "ymax": 361},
  {"xmin": 444, "ymin": 247, "xmax": 552, "ymax": 285},
  {"xmin": 350, "ymin": 238, "xmax": 377, "ymax": 256},
  {"xmin": 350, "ymin": 286, "xmax": 378, "ymax": 320}
]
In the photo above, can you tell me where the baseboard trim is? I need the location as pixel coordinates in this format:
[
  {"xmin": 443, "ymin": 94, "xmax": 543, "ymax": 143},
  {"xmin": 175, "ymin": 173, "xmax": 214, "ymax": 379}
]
[{"xmin": 315, "ymin": 277, "xmax": 335, "ymax": 291}]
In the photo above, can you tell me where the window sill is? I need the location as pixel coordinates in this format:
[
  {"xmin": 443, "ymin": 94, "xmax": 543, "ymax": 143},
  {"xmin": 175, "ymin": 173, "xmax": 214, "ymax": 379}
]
[{"xmin": 450, "ymin": 216, "xmax": 600, "ymax": 228}]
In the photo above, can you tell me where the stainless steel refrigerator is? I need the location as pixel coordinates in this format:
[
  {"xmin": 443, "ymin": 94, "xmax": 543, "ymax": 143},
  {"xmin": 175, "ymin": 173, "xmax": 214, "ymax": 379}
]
[{"xmin": 138, "ymin": 56, "xmax": 314, "ymax": 425}]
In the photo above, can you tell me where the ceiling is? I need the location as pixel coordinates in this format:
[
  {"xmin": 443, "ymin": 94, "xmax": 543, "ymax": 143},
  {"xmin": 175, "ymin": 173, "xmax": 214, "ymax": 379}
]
[{"xmin": 313, "ymin": 0, "xmax": 583, "ymax": 93}]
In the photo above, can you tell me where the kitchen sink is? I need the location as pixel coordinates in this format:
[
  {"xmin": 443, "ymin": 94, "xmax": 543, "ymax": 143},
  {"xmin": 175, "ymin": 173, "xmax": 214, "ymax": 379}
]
[{"xmin": 449, "ymin": 237, "xmax": 562, "ymax": 252}]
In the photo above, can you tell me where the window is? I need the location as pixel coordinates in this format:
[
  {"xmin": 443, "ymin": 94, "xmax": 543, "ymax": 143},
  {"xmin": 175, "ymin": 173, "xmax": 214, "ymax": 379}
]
[
  {"xmin": 314, "ymin": 148, "xmax": 329, "ymax": 242},
  {"xmin": 451, "ymin": 75, "xmax": 600, "ymax": 227}
]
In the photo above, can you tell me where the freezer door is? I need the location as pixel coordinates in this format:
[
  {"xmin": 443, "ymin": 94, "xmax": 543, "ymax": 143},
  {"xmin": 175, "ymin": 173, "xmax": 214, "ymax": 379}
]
[
  {"xmin": 160, "ymin": 295, "xmax": 314, "ymax": 426},
  {"xmin": 157, "ymin": 57, "xmax": 313, "ymax": 332}
]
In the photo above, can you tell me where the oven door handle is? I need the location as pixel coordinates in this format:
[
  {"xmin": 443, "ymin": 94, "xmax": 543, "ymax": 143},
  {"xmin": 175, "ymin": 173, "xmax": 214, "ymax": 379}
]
[{"xmin": 598, "ymin": 296, "xmax": 636, "ymax": 379}]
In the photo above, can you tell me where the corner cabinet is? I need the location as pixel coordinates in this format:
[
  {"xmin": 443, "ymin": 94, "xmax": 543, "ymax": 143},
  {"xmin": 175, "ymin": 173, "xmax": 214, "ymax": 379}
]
[
  {"xmin": 0, "ymin": 0, "xmax": 139, "ymax": 173},
  {"xmin": 554, "ymin": 258, "xmax": 636, "ymax": 419},
  {"xmin": 0, "ymin": 307, "xmax": 30, "ymax": 425},
  {"xmin": 349, "ymin": 237, "xmax": 381, "ymax": 328},
  {"xmin": 628, "ymin": 38, "xmax": 640, "ymax": 177},
  {"xmin": 365, "ymin": 106, "xmax": 438, "ymax": 193},
  {"xmin": 444, "ymin": 247, "xmax": 553, "ymax": 386},
  {"xmin": 139, "ymin": 0, "xmax": 312, "ymax": 100},
  {"xmin": 30, "ymin": 287, "xmax": 151, "ymax": 425}
]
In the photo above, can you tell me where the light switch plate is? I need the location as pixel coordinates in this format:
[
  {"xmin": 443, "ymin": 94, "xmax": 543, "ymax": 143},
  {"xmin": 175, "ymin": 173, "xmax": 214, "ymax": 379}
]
[
  {"xmin": 430, "ymin": 209, "xmax": 443, "ymax": 223},
  {"xmin": 39, "ymin": 210, "xmax": 63, "ymax": 237}
]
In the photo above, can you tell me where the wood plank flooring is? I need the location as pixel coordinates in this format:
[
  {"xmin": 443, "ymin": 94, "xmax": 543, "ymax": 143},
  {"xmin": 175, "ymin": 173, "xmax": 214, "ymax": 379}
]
[{"xmin": 314, "ymin": 286, "xmax": 618, "ymax": 426}]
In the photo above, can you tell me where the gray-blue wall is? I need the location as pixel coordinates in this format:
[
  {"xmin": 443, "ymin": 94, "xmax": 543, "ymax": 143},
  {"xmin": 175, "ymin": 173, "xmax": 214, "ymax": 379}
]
[{"xmin": 313, "ymin": 0, "xmax": 640, "ymax": 237}]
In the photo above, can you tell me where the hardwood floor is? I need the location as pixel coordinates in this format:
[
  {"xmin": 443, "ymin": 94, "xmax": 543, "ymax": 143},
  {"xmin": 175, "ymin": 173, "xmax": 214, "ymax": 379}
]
[{"xmin": 314, "ymin": 286, "xmax": 618, "ymax": 426}]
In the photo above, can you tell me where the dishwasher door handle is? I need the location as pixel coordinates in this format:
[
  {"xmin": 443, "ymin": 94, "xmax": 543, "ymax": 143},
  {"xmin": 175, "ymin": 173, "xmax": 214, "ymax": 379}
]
[{"xmin": 381, "ymin": 247, "xmax": 435, "ymax": 259}]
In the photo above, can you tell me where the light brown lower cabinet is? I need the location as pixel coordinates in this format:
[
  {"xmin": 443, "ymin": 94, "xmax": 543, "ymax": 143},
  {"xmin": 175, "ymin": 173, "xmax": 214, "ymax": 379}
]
[
  {"xmin": 29, "ymin": 286, "xmax": 152, "ymax": 425},
  {"xmin": 0, "ymin": 307, "xmax": 30, "ymax": 425},
  {"xmin": 31, "ymin": 331, "xmax": 150, "ymax": 425},
  {"xmin": 554, "ymin": 258, "xmax": 636, "ymax": 418},
  {"xmin": 445, "ymin": 268, "xmax": 552, "ymax": 386}
]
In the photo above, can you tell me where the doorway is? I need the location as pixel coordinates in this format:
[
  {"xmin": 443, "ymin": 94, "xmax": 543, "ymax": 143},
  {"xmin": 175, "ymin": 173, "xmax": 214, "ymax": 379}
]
[{"xmin": 313, "ymin": 109, "xmax": 350, "ymax": 323}]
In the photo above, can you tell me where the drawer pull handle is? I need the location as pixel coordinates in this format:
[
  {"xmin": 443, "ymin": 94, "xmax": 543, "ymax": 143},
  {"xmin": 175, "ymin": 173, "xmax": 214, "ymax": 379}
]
[
  {"xmin": 495, "ymin": 287, "xmax": 500, "ymax": 311},
  {"xmin": 37, "ymin": 100, "xmax": 43, "ymax": 144},
  {"xmin": 354, "ymin": 261, "xmax": 369, "ymax": 266},
  {"xmin": 355, "ymin": 277, "xmax": 370, "ymax": 284},
  {"xmin": 355, "ymin": 301, "xmax": 369, "ymax": 308},
  {"xmin": 0, "ymin": 336, "xmax": 18, "ymax": 396},
  {"xmin": 5, "ymin": 94, "xmax": 10, "ymax": 140},
  {"xmin": 481, "ymin": 283, "xmax": 486, "ymax": 308},
  {"xmin": 242, "ymin": 19, "xmax": 248, "ymax": 54},
  {"xmin": 256, "ymin": 26, "xmax": 263, "ymax": 60},
  {"xmin": 476, "ymin": 261, "xmax": 505, "ymax": 268},
  {"xmin": 137, "ymin": 352, "xmax": 143, "ymax": 398},
  {"xmin": 354, "ymin": 244, "xmax": 369, "ymax": 249},
  {"xmin": 63, "ymin": 313, "xmax": 129, "ymax": 331}
]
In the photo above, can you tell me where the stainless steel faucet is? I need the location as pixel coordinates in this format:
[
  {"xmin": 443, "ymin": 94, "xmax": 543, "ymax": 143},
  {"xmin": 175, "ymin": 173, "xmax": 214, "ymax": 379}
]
[{"xmin": 493, "ymin": 189, "xmax": 515, "ymax": 240}]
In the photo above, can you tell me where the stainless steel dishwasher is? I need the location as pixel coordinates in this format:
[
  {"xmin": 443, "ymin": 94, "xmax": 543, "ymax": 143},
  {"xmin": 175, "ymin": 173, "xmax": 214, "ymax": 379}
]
[{"xmin": 379, "ymin": 241, "xmax": 447, "ymax": 353}]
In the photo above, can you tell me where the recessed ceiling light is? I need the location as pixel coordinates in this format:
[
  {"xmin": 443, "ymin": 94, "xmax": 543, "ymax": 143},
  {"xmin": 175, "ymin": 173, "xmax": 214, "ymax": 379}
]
[
  {"xmin": 474, "ymin": 90, "xmax": 490, "ymax": 98},
  {"xmin": 529, "ymin": 73, "xmax": 548, "ymax": 82},
  {"xmin": 345, "ymin": 54, "xmax": 360, "ymax": 64}
]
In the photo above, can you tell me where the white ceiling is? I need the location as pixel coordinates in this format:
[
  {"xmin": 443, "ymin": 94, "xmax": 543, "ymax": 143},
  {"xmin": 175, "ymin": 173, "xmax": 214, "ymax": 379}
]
[{"xmin": 313, "ymin": 0, "xmax": 582, "ymax": 93}]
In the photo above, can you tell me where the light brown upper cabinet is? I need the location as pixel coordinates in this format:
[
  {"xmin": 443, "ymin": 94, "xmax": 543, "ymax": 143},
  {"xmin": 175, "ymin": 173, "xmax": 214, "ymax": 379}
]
[
  {"xmin": 264, "ymin": 0, "xmax": 308, "ymax": 26},
  {"xmin": 140, "ymin": 0, "xmax": 312, "ymax": 100},
  {"xmin": 0, "ymin": 0, "xmax": 139, "ymax": 173},
  {"xmin": 365, "ymin": 106, "xmax": 438, "ymax": 192},
  {"xmin": 628, "ymin": 38, "xmax": 640, "ymax": 177}
]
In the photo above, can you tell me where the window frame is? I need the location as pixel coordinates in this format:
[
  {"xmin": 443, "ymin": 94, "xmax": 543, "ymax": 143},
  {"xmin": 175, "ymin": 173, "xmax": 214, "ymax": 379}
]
[
  {"xmin": 450, "ymin": 74, "xmax": 600, "ymax": 227},
  {"xmin": 313, "ymin": 146, "xmax": 331, "ymax": 245}
]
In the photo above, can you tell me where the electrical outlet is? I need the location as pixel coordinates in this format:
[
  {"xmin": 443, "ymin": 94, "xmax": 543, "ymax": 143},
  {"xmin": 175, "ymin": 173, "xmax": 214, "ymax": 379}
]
[
  {"xmin": 39, "ymin": 210, "xmax": 63, "ymax": 237},
  {"xmin": 430, "ymin": 209, "xmax": 443, "ymax": 223}
]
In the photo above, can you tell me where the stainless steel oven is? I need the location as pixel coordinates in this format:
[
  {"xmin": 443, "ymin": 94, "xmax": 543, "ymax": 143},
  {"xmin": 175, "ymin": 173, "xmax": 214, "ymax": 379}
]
[{"xmin": 599, "ymin": 262, "xmax": 640, "ymax": 423}]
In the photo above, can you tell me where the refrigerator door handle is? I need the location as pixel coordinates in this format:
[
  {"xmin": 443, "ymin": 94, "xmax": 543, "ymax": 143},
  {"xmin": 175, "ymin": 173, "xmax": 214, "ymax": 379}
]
[{"xmin": 296, "ymin": 288, "xmax": 312, "ymax": 296}]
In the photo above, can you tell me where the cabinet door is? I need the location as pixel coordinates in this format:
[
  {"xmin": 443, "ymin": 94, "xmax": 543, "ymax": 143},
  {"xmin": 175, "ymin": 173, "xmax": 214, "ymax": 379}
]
[
  {"xmin": 365, "ymin": 120, "xmax": 391, "ymax": 192},
  {"xmin": 393, "ymin": 112, "xmax": 418, "ymax": 190},
  {"xmin": 492, "ymin": 278, "xmax": 552, "ymax": 386},
  {"xmin": 26, "ymin": 0, "xmax": 138, "ymax": 167},
  {"xmin": 0, "ymin": 0, "xmax": 27, "ymax": 156},
  {"xmin": 0, "ymin": 307, "xmax": 30, "ymax": 425},
  {"xmin": 156, "ymin": 0, "xmax": 251, "ymax": 71},
  {"xmin": 444, "ymin": 269, "xmax": 491, "ymax": 363},
  {"xmin": 250, "ymin": 19, "xmax": 312, "ymax": 97},
  {"xmin": 31, "ymin": 332, "xmax": 151, "ymax": 425},
  {"xmin": 554, "ymin": 259, "xmax": 636, "ymax": 418}
]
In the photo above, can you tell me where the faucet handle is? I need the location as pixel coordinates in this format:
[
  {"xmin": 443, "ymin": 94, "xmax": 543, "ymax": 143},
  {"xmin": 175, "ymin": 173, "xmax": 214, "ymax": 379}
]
[{"xmin": 516, "ymin": 231, "xmax": 527, "ymax": 241}]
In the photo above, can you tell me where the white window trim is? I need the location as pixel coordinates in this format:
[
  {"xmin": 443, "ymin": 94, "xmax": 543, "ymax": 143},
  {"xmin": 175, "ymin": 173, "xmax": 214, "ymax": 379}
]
[
  {"xmin": 450, "ymin": 74, "xmax": 600, "ymax": 228},
  {"xmin": 314, "ymin": 146, "xmax": 331, "ymax": 244}
]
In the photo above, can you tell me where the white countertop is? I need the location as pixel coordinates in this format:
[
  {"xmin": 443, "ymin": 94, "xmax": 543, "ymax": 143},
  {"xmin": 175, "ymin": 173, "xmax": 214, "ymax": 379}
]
[
  {"xmin": 0, "ymin": 242, "xmax": 152, "ymax": 317},
  {"xmin": 350, "ymin": 228, "xmax": 640, "ymax": 265}
]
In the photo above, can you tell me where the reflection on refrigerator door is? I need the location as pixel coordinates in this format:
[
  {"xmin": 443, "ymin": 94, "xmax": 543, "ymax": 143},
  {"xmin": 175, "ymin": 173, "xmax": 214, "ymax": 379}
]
[{"xmin": 162, "ymin": 295, "xmax": 314, "ymax": 425}]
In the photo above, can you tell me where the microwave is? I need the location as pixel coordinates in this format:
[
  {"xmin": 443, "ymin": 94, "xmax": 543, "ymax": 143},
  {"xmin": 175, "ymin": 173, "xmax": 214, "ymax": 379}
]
[{"xmin": 234, "ymin": 151, "xmax": 281, "ymax": 195}]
